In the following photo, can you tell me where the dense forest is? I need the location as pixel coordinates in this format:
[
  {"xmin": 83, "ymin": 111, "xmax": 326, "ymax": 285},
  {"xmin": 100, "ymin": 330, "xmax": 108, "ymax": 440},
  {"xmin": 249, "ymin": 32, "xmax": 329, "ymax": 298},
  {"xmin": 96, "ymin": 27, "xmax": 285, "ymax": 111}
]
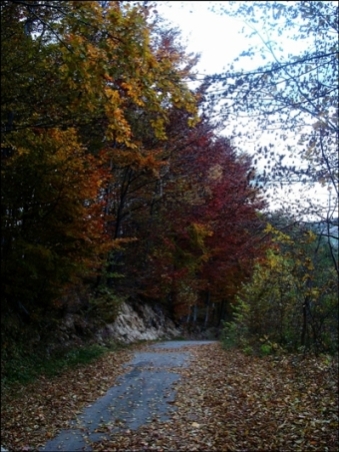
[{"xmin": 1, "ymin": 0, "xmax": 338, "ymax": 376}]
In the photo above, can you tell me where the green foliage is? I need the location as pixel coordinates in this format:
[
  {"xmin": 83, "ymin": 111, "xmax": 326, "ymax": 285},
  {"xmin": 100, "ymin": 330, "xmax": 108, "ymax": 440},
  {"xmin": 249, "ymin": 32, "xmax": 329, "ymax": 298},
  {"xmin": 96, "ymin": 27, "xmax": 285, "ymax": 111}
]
[
  {"xmin": 221, "ymin": 299, "xmax": 249, "ymax": 349},
  {"xmin": 88, "ymin": 253, "xmax": 127, "ymax": 323},
  {"xmin": 89, "ymin": 286, "xmax": 124, "ymax": 324},
  {"xmin": 242, "ymin": 345, "xmax": 254, "ymax": 356},
  {"xmin": 260, "ymin": 343, "xmax": 272, "ymax": 356},
  {"xmin": 222, "ymin": 221, "xmax": 338, "ymax": 354}
]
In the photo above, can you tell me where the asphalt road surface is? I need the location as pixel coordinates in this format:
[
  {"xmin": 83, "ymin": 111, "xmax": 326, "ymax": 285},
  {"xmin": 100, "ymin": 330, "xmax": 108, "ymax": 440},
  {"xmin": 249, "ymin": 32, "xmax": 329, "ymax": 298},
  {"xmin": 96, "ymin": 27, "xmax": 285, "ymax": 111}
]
[{"xmin": 40, "ymin": 340, "xmax": 217, "ymax": 452}]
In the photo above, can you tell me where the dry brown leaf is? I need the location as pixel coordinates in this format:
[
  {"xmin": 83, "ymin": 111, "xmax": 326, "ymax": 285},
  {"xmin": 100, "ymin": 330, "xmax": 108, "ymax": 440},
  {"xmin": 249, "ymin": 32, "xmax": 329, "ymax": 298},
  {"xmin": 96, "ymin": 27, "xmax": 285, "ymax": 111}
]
[{"xmin": 1, "ymin": 343, "xmax": 338, "ymax": 452}]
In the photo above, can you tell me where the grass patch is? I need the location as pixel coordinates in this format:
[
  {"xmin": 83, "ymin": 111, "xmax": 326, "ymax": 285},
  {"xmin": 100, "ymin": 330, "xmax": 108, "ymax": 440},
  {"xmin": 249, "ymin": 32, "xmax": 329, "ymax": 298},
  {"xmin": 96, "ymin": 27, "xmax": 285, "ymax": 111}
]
[
  {"xmin": 1, "ymin": 338, "xmax": 146, "ymax": 392},
  {"xmin": 1, "ymin": 342, "xmax": 117, "ymax": 388},
  {"xmin": 36, "ymin": 344, "xmax": 108, "ymax": 376},
  {"xmin": 171, "ymin": 336, "xmax": 188, "ymax": 341}
]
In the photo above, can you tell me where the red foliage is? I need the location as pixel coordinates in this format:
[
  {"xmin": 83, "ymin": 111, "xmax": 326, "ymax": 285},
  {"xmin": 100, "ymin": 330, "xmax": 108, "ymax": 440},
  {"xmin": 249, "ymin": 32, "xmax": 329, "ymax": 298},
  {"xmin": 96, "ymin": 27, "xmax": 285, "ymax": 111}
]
[{"xmin": 134, "ymin": 112, "xmax": 267, "ymax": 317}]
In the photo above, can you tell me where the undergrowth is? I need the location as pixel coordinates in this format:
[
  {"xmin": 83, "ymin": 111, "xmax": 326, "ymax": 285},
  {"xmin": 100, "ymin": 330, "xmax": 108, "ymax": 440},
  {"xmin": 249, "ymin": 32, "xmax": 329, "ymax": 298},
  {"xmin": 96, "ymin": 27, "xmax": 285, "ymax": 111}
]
[{"xmin": 1, "ymin": 341, "xmax": 123, "ymax": 390}]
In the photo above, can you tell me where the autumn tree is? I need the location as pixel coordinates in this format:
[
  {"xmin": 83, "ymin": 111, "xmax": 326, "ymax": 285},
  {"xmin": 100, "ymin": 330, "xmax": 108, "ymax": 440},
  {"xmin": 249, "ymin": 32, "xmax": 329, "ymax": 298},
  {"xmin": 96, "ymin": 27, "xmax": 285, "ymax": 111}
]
[
  {"xmin": 1, "ymin": 129, "xmax": 112, "ymax": 315},
  {"xmin": 1, "ymin": 1, "xmax": 198, "ymax": 328},
  {"xmin": 127, "ymin": 108, "xmax": 266, "ymax": 326},
  {"xmin": 88, "ymin": 24, "xmax": 200, "ymax": 302}
]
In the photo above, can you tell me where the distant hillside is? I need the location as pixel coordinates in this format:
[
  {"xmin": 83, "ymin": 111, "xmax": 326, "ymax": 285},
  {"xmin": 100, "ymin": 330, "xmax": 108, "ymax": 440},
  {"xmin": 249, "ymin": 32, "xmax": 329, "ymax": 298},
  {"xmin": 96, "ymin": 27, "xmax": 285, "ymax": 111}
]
[{"xmin": 306, "ymin": 218, "xmax": 339, "ymax": 248}]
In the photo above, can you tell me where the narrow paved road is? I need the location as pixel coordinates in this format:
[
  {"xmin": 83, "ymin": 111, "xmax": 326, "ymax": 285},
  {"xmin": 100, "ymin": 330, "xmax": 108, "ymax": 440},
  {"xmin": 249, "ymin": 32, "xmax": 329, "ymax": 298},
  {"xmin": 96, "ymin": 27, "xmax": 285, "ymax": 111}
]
[{"xmin": 40, "ymin": 340, "xmax": 217, "ymax": 452}]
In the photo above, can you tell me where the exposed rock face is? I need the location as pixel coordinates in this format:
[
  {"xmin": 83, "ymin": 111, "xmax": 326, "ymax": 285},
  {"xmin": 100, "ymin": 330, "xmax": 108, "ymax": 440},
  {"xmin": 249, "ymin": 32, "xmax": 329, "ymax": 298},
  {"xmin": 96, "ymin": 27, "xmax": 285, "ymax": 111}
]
[
  {"xmin": 48, "ymin": 300, "xmax": 181, "ymax": 352},
  {"xmin": 96, "ymin": 301, "xmax": 181, "ymax": 344}
]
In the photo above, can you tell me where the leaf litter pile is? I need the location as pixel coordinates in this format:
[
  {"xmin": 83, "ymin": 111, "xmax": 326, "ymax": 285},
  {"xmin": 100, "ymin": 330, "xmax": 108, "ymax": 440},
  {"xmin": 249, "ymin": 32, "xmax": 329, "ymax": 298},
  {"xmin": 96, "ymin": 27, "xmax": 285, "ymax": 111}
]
[{"xmin": 1, "ymin": 342, "xmax": 338, "ymax": 451}]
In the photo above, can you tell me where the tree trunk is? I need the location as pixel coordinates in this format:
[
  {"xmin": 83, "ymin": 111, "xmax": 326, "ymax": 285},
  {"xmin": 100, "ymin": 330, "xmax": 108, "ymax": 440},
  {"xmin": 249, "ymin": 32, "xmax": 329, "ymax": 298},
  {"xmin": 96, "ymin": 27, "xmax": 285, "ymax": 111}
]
[
  {"xmin": 204, "ymin": 291, "xmax": 210, "ymax": 328},
  {"xmin": 193, "ymin": 304, "xmax": 198, "ymax": 323},
  {"xmin": 186, "ymin": 307, "xmax": 191, "ymax": 324},
  {"xmin": 218, "ymin": 299, "xmax": 227, "ymax": 327},
  {"xmin": 301, "ymin": 298, "xmax": 309, "ymax": 348}
]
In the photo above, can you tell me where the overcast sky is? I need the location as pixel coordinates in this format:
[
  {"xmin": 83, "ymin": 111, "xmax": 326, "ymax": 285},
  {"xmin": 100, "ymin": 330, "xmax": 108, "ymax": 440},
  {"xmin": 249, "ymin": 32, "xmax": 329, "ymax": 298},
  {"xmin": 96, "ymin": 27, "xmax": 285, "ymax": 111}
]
[
  {"xmin": 156, "ymin": 1, "xmax": 246, "ymax": 75},
  {"xmin": 153, "ymin": 2, "xmax": 335, "ymax": 220}
]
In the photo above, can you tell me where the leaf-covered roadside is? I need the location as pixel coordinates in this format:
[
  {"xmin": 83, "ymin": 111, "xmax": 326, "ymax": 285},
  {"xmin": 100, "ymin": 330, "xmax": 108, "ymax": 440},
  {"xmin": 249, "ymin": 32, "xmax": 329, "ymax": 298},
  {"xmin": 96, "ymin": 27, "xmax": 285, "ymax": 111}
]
[
  {"xmin": 93, "ymin": 343, "xmax": 338, "ymax": 452},
  {"xmin": 1, "ymin": 343, "xmax": 338, "ymax": 452},
  {"xmin": 0, "ymin": 344, "xmax": 143, "ymax": 451}
]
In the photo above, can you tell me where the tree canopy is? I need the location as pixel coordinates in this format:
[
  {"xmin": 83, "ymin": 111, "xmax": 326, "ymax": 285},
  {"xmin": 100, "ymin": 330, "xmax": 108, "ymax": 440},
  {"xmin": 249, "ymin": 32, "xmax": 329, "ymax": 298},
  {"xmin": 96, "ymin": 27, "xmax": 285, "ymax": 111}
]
[
  {"xmin": 1, "ymin": 1, "xmax": 265, "ymax": 334},
  {"xmin": 1, "ymin": 0, "xmax": 198, "ymax": 317},
  {"xmin": 1, "ymin": 1, "xmax": 337, "ymax": 360}
]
